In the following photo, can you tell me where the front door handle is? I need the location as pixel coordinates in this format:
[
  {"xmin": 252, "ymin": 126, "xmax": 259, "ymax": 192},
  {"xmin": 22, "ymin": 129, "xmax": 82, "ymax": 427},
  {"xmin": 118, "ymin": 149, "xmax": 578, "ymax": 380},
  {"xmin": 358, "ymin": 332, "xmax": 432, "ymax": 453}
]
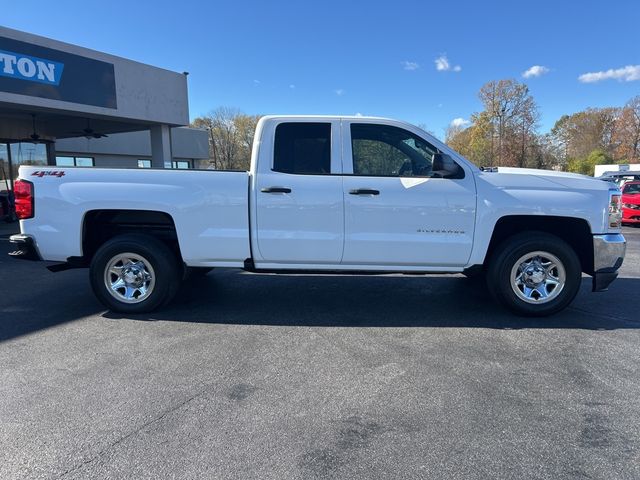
[
  {"xmin": 349, "ymin": 188, "xmax": 380, "ymax": 195},
  {"xmin": 261, "ymin": 187, "xmax": 292, "ymax": 194}
]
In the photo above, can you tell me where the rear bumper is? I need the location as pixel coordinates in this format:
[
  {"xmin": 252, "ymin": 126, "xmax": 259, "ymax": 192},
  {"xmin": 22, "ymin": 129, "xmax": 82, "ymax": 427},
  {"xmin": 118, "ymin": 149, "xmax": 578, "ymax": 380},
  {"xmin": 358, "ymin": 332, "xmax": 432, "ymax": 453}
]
[
  {"xmin": 592, "ymin": 233, "xmax": 625, "ymax": 292},
  {"xmin": 8, "ymin": 234, "xmax": 41, "ymax": 261}
]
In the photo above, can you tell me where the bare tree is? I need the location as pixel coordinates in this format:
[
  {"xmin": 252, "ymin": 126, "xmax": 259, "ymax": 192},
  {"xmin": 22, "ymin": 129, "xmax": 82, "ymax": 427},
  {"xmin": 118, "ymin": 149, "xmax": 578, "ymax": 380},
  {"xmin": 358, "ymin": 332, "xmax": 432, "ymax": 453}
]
[
  {"xmin": 613, "ymin": 96, "xmax": 640, "ymax": 162},
  {"xmin": 478, "ymin": 80, "xmax": 534, "ymax": 165},
  {"xmin": 191, "ymin": 107, "xmax": 261, "ymax": 170},
  {"xmin": 444, "ymin": 123, "xmax": 465, "ymax": 144}
]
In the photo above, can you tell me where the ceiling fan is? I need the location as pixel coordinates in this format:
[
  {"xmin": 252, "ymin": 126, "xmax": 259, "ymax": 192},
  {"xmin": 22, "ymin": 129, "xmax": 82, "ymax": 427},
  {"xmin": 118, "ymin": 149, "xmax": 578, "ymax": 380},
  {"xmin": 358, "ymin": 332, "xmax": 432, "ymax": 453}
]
[
  {"xmin": 19, "ymin": 114, "xmax": 54, "ymax": 144},
  {"xmin": 69, "ymin": 119, "xmax": 109, "ymax": 139}
]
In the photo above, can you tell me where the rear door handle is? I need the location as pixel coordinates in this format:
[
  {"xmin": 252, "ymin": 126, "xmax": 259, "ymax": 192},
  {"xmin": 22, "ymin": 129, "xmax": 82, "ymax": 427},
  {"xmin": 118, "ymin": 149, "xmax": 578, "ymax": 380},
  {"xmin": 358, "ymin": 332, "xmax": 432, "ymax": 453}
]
[
  {"xmin": 349, "ymin": 188, "xmax": 380, "ymax": 195},
  {"xmin": 261, "ymin": 187, "xmax": 292, "ymax": 194}
]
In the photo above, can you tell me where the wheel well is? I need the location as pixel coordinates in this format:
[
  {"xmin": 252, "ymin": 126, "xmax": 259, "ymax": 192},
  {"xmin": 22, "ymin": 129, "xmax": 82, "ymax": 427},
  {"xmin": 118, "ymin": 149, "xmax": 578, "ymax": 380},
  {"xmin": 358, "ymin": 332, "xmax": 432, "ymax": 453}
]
[
  {"xmin": 485, "ymin": 216, "xmax": 594, "ymax": 274},
  {"xmin": 81, "ymin": 210, "xmax": 181, "ymax": 264}
]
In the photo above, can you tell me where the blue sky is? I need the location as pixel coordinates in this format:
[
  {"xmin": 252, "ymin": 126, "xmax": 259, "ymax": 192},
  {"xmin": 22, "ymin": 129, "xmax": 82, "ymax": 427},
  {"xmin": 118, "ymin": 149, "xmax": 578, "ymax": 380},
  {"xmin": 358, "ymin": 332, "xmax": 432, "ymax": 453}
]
[{"xmin": 4, "ymin": 0, "xmax": 640, "ymax": 138}]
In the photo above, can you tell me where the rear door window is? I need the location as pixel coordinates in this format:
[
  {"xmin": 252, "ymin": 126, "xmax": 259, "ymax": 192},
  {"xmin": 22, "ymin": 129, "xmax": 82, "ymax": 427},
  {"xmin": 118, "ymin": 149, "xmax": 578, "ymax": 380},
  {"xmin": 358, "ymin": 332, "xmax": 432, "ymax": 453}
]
[{"xmin": 273, "ymin": 123, "xmax": 331, "ymax": 175}]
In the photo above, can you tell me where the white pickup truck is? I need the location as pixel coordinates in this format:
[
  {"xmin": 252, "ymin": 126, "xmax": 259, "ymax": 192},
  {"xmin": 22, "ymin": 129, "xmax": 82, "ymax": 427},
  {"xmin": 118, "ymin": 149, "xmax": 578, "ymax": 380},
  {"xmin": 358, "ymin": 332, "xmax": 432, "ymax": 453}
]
[{"xmin": 9, "ymin": 116, "xmax": 626, "ymax": 316}]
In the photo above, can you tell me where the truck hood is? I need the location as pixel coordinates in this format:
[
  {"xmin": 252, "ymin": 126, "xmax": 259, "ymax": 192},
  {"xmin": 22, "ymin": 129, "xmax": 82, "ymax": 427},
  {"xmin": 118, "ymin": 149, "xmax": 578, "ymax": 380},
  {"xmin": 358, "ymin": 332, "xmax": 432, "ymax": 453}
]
[{"xmin": 489, "ymin": 167, "xmax": 612, "ymax": 192}]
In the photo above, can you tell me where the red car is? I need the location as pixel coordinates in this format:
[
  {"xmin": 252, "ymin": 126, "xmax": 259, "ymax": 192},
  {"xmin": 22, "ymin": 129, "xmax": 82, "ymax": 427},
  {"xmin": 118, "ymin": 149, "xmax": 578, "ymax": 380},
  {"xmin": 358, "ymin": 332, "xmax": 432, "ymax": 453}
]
[{"xmin": 622, "ymin": 181, "xmax": 640, "ymax": 225}]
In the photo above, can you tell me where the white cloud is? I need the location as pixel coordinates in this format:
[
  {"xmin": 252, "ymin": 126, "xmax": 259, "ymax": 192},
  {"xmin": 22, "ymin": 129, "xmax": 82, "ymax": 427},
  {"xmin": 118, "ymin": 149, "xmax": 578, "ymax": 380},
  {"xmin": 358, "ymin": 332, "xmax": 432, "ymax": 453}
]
[
  {"xmin": 435, "ymin": 55, "xmax": 449, "ymax": 71},
  {"xmin": 289, "ymin": 84, "xmax": 296, "ymax": 89},
  {"xmin": 435, "ymin": 55, "xmax": 461, "ymax": 72},
  {"xmin": 253, "ymin": 79, "xmax": 261, "ymax": 86},
  {"xmin": 450, "ymin": 117, "xmax": 470, "ymax": 128},
  {"xmin": 578, "ymin": 65, "xmax": 640, "ymax": 83},
  {"xmin": 335, "ymin": 88, "xmax": 345, "ymax": 96},
  {"xmin": 522, "ymin": 65, "xmax": 550, "ymax": 78},
  {"xmin": 401, "ymin": 60, "xmax": 419, "ymax": 71}
]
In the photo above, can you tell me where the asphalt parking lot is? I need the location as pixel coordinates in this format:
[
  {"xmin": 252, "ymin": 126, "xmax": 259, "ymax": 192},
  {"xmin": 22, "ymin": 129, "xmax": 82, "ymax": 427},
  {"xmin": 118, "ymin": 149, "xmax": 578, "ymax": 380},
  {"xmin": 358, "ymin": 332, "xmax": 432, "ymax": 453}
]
[{"xmin": 0, "ymin": 225, "xmax": 639, "ymax": 480}]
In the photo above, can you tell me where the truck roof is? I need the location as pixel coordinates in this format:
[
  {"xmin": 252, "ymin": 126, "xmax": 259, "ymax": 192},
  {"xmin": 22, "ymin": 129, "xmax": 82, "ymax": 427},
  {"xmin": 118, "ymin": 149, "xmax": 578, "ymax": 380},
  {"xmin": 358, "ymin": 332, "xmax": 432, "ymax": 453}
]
[{"xmin": 259, "ymin": 114, "xmax": 397, "ymax": 122}]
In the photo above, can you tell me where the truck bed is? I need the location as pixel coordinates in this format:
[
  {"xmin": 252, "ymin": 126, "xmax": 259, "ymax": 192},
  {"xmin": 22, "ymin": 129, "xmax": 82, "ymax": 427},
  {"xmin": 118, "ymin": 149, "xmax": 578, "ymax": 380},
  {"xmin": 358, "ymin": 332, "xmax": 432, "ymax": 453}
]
[{"xmin": 19, "ymin": 166, "xmax": 251, "ymax": 266}]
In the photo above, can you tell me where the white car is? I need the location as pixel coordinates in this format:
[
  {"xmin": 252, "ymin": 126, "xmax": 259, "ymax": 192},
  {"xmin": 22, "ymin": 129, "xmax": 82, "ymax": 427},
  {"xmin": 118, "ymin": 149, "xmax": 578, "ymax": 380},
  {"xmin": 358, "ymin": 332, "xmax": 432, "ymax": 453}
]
[{"xmin": 10, "ymin": 116, "xmax": 626, "ymax": 316}]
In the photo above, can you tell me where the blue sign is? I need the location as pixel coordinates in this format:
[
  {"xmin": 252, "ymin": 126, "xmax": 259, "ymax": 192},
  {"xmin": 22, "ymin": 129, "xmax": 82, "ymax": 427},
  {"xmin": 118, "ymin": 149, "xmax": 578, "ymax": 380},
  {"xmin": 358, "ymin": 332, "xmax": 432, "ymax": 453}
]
[
  {"xmin": 0, "ymin": 36, "xmax": 116, "ymax": 109},
  {"xmin": 0, "ymin": 49, "xmax": 64, "ymax": 86}
]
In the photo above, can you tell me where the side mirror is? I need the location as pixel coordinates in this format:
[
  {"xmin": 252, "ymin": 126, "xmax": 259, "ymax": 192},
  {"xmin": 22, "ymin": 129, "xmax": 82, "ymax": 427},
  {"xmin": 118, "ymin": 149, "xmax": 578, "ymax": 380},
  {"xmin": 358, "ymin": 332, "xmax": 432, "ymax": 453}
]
[{"xmin": 432, "ymin": 153, "xmax": 465, "ymax": 179}]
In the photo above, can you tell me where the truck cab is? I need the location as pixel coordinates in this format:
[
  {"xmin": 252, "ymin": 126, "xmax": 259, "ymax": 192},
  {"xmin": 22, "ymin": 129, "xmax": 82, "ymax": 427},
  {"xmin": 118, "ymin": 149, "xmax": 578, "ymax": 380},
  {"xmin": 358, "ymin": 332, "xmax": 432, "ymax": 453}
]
[{"xmin": 250, "ymin": 116, "xmax": 475, "ymax": 269}]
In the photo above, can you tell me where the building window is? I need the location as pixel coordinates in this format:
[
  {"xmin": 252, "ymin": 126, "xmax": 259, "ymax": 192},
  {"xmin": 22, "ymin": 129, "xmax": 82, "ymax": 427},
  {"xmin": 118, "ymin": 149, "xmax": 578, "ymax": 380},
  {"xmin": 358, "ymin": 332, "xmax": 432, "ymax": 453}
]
[
  {"xmin": 138, "ymin": 159, "xmax": 191, "ymax": 169},
  {"xmin": 56, "ymin": 156, "xmax": 94, "ymax": 167},
  {"xmin": 76, "ymin": 157, "xmax": 94, "ymax": 167},
  {"xmin": 164, "ymin": 160, "xmax": 191, "ymax": 169},
  {"xmin": 1, "ymin": 143, "xmax": 49, "ymax": 190},
  {"xmin": 172, "ymin": 160, "xmax": 191, "ymax": 169}
]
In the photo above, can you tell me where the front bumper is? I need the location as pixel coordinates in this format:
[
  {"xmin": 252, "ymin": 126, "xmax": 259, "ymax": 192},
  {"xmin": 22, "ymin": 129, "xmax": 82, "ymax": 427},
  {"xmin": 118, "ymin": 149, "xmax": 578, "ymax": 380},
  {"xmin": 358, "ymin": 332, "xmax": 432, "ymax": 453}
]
[
  {"xmin": 8, "ymin": 234, "xmax": 41, "ymax": 261},
  {"xmin": 592, "ymin": 233, "xmax": 626, "ymax": 292}
]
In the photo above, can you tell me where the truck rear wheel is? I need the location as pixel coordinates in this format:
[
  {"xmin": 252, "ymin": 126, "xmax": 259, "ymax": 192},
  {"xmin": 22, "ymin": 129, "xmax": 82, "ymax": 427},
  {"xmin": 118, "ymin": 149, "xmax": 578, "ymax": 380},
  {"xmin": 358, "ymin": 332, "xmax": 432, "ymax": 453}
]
[
  {"xmin": 487, "ymin": 232, "xmax": 582, "ymax": 317},
  {"xmin": 90, "ymin": 234, "xmax": 180, "ymax": 313}
]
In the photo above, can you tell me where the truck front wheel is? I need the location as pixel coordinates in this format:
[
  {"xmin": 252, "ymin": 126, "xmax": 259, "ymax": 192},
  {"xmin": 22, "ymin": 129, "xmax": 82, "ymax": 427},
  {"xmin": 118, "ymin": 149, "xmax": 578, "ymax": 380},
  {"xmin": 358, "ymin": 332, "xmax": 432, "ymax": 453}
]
[
  {"xmin": 90, "ymin": 234, "xmax": 180, "ymax": 313},
  {"xmin": 487, "ymin": 232, "xmax": 582, "ymax": 317}
]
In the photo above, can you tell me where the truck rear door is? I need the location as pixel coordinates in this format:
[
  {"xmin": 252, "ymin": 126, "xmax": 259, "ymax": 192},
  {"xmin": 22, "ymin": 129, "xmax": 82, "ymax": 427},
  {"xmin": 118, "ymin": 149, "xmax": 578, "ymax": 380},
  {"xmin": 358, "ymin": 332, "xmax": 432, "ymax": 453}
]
[{"xmin": 253, "ymin": 120, "xmax": 344, "ymax": 264}]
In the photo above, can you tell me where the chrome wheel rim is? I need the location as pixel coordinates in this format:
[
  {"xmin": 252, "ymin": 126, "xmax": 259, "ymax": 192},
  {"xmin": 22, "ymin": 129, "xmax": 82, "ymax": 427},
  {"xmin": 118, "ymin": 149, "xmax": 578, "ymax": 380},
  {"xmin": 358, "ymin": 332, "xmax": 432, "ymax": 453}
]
[
  {"xmin": 510, "ymin": 251, "xmax": 566, "ymax": 304},
  {"xmin": 104, "ymin": 253, "xmax": 156, "ymax": 304}
]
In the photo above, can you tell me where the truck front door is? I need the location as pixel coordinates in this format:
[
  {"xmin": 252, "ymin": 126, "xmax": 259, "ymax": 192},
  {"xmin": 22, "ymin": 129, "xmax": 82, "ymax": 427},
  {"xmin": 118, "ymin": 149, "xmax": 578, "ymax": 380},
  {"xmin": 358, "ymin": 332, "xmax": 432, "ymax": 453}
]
[{"xmin": 341, "ymin": 121, "xmax": 476, "ymax": 268}]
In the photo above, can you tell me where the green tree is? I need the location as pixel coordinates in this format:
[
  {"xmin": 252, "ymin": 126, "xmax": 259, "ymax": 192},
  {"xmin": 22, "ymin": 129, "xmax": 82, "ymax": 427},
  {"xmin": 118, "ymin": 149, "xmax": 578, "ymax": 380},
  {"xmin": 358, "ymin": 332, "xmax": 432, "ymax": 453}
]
[
  {"xmin": 550, "ymin": 108, "xmax": 619, "ymax": 164},
  {"xmin": 567, "ymin": 149, "xmax": 612, "ymax": 176}
]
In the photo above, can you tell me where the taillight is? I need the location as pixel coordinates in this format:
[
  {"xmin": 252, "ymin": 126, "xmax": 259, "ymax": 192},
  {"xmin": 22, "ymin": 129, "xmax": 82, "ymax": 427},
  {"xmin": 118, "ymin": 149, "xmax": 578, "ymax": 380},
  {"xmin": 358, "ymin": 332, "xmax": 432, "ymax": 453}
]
[
  {"xmin": 14, "ymin": 179, "xmax": 34, "ymax": 220},
  {"xmin": 608, "ymin": 193, "xmax": 622, "ymax": 229}
]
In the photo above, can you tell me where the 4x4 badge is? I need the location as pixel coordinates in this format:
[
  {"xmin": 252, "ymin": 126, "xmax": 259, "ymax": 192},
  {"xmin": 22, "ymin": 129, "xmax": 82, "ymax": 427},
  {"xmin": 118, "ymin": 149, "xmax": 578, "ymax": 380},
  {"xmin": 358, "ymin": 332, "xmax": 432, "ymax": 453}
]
[{"xmin": 31, "ymin": 170, "xmax": 65, "ymax": 178}]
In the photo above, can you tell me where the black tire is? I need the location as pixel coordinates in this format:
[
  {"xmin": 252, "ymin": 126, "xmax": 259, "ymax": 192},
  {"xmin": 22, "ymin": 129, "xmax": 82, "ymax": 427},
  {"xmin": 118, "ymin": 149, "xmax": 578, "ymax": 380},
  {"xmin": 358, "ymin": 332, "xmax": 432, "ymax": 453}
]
[
  {"xmin": 90, "ymin": 234, "xmax": 181, "ymax": 313},
  {"xmin": 487, "ymin": 232, "xmax": 582, "ymax": 317}
]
